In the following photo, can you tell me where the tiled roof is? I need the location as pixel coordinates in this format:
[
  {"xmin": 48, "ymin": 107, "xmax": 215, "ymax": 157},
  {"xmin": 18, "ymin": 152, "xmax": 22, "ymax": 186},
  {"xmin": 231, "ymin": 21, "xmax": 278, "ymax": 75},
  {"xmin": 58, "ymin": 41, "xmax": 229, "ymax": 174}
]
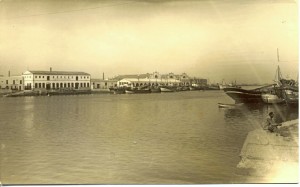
[{"xmin": 26, "ymin": 71, "xmax": 90, "ymax": 76}]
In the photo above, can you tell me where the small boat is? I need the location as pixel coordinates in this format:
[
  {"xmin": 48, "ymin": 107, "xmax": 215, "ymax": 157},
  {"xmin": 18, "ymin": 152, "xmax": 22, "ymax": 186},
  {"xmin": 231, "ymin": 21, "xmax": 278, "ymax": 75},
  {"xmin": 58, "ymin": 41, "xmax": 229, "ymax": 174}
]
[
  {"xmin": 219, "ymin": 80, "xmax": 240, "ymax": 90},
  {"xmin": 125, "ymin": 90, "xmax": 135, "ymax": 94},
  {"xmin": 160, "ymin": 87, "xmax": 175, "ymax": 92},
  {"xmin": 134, "ymin": 88, "xmax": 151, "ymax": 94},
  {"xmin": 110, "ymin": 87, "xmax": 125, "ymax": 94},
  {"xmin": 150, "ymin": 86, "xmax": 161, "ymax": 93},
  {"xmin": 218, "ymin": 103, "xmax": 244, "ymax": 109},
  {"xmin": 125, "ymin": 87, "xmax": 151, "ymax": 94}
]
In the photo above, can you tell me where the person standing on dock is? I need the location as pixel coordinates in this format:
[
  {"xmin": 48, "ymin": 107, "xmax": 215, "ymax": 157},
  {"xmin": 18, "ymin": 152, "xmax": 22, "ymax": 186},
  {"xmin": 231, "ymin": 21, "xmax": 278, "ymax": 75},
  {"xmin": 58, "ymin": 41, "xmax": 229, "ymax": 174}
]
[{"xmin": 263, "ymin": 112, "xmax": 282, "ymax": 134}]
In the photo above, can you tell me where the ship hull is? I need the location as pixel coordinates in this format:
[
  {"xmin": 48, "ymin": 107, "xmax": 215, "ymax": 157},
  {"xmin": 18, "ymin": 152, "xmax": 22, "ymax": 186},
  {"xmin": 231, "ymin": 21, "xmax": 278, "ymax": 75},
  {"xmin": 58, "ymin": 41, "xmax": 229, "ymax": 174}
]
[{"xmin": 224, "ymin": 88, "xmax": 263, "ymax": 103}]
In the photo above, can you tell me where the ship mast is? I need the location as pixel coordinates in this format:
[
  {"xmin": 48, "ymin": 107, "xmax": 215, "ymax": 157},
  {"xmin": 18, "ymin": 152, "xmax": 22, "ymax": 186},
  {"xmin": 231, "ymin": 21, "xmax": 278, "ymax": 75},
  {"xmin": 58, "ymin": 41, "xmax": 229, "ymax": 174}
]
[{"xmin": 275, "ymin": 48, "xmax": 283, "ymax": 86}]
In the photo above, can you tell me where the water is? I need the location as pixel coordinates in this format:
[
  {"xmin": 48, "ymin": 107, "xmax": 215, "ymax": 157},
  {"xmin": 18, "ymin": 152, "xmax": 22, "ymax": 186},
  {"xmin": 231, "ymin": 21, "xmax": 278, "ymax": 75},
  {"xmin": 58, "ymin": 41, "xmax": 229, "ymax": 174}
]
[{"xmin": 0, "ymin": 90, "xmax": 298, "ymax": 184}]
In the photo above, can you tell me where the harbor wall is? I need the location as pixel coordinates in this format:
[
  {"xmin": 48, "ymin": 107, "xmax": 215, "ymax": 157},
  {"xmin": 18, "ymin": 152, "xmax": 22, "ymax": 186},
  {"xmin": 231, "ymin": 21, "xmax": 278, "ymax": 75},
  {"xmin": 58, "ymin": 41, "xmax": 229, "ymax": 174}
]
[{"xmin": 236, "ymin": 119, "xmax": 299, "ymax": 183}]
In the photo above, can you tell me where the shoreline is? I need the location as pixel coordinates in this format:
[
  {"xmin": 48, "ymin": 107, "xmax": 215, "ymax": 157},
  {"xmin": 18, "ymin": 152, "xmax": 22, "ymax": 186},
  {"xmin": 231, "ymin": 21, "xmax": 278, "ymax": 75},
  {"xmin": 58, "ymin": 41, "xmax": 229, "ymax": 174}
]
[{"xmin": 236, "ymin": 119, "xmax": 299, "ymax": 183}]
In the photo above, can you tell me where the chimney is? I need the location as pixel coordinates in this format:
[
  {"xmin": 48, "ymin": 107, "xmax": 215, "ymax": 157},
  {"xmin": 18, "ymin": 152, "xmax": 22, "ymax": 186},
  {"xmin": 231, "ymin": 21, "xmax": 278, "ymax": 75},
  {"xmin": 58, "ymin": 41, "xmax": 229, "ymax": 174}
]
[
  {"xmin": 8, "ymin": 70, "xmax": 10, "ymax": 77},
  {"xmin": 50, "ymin": 67, "xmax": 52, "ymax": 72},
  {"xmin": 103, "ymin": 72, "xmax": 105, "ymax": 80}
]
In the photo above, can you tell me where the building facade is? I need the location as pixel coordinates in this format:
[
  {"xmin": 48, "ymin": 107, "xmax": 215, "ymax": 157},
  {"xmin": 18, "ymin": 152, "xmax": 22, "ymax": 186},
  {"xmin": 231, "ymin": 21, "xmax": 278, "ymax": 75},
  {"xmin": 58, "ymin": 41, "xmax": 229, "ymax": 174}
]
[
  {"xmin": 0, "ymin": 75, "xmax": 24, "ymax": 91},
  {"xmin": 22, "ymin": 70, "xmax": 91, "ymax": 90},
  {"xmin": 114, "ymin": 72, "xmax": 205, "ymax": 88},
  {"xmin": 91, "ymin": 79, "xmax": 118, "ymax": 90}
]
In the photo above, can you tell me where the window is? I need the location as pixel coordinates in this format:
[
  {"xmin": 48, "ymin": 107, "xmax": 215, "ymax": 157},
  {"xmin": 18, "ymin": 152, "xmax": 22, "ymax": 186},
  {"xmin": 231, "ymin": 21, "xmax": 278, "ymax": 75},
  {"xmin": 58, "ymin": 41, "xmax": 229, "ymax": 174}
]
[
  {"xmin": 20, "ymin": 80, "xmax": 22, "ymax": 84},
  {"xmin": 71, "ymin": 83, "xmax": 74, "ymax": 87},
  {"xmin": 39, "ymin": 83, "xmax": 41, "ymax": 88},
  {"xmin": 35, "ymin": 83, "xmax": 38, "ymax": 88},
  {"xmin": 42, "ymin": 83, "xmax": 45, "ymax": 88},
  {"xmin": 39, "ymin": 76, "xmax": 41, "ymax": 78},
  {"xmin": 87, "ymin": 83, "xmax": 90, "ymax": 88},
  {"xmin": 68, "ymin": 83, "xmax": 70, "ymax": 87},
  {"xmin": 13, "ymin": 80, "xmax": 15, "ymax": 84},
  {"xmin": 52, "ymin": 83, "xmax": 55, "ymax": 88},
  {"xmin": 42, "ymin": 76, "xmax": 44, "ymax": 78},
  {"xmin": 60, "ymin": 83, "xmax": 63, "ymax": 87},
  {"xmin": 35, "ymin": 76, "xmax": 37, "ymax": 78},
  {"xmin": 56, "ymin": 83, "xmax": 59, "ymax": 88},
  {"xmin": 84, "ymin": 83, "xmax": 86, "ymax": 87},
  {"xmin": 6, "ymin": 80, "xmax": 8, "ymax": 84}
]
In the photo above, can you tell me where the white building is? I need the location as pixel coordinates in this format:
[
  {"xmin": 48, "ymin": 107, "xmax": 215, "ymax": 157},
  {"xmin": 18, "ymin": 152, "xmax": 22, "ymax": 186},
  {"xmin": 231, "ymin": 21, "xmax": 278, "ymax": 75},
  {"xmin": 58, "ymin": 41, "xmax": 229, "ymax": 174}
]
[
  {"xmin": 117, "ymin": 72, "xmax": 182, "ymax": 88},
  {"xmin": 91, "ymin": 79, "xmax": 117, "ymax": 90},
  {"xmin": 0, "ymin": 75, "xmax": 24, "ymax": 90},
  {"xmin": 22, "ymin": 70, "xmax": 91, "ymax": 90}
]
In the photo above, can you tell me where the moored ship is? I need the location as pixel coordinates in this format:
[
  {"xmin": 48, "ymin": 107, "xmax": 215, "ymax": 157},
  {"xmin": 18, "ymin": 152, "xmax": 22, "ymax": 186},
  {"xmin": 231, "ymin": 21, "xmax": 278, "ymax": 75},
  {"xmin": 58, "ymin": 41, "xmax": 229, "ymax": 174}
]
[{"xmin": 223, "ymin": 87, "xmax": 264, "ymax": 103}]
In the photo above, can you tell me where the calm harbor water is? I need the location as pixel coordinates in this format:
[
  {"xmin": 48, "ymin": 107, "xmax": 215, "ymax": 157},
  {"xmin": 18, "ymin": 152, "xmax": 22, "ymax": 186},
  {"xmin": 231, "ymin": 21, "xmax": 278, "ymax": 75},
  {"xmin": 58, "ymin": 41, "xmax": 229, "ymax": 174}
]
[{"xmin": 0, "ymin": 89, "xmax": 298, "ymax": 184}]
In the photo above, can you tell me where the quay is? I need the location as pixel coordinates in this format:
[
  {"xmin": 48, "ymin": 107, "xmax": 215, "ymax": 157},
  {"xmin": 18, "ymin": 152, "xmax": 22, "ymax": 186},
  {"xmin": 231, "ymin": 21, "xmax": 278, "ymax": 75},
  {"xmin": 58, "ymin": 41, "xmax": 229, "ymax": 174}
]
[{"xmin": 237, "ymin": 119, "xmax": 299, "ymax": 183}]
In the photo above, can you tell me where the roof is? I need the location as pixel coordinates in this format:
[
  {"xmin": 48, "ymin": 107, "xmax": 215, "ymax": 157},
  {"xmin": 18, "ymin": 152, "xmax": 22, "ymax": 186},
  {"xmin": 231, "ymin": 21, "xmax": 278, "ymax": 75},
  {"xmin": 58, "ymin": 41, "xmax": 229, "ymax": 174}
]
[
  {"xmin": 119, "ymin": 78, "xmax": 180, "ymax": 83},
  {"xmin": 25, "ymin": 70, "xmax": 90, "ymax": 76},
  {"xmin": 91, "ymin": 79, "xmax": 117, "ymax": 82},
  {"xmin": 113, "ymin": 74, "xmax": 150, "ymax": 81}
]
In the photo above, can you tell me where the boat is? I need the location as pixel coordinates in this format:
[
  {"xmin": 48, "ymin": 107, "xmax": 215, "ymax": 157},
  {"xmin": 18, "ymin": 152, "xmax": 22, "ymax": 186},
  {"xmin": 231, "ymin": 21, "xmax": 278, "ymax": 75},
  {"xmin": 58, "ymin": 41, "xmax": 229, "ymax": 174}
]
[
  {"xmin": 110, "ymin": 87, "xmax": 125, "ymax": 94},
  {"xmin": 150, "ymin": 86, "xmax": 161, "ymax": 93},
  {"xmin": 134, "ymin": 88, "xmax": 151, "ymax": 94},
  {"xmin": 125, "ymin": 87, "xmax": 151, "ymax": 94},
  {"xmin": 223, "ymin": 86, "xmax": 269, "ymax": 103},
  {"xmin": 280, "ymin": 79, "xmax": 298, "ymax": 106},
  {"xmin": 160, "ymin": 86, "xmax": 176, "ymax": 92},
  {"xmin": 219, "ymin": 80, "xmax": 241, "ymax": 90},
  {"xmin": 261, "ymin": 92, "xmax": 285, "ymax": 104},
  {"xmin": 125, "ymin": 89, "xmax": 135, "ymax": 94},
  {"xmin": 261, "ymin": 66, "xmax": 285, "ymax": 104},
  {"xmin": 218, "ymin": 103, "xmax": 244, "ymax": 109},
  {"xmin": 273, "ymin": 49, "xmax": 298, "ymax": 106}
]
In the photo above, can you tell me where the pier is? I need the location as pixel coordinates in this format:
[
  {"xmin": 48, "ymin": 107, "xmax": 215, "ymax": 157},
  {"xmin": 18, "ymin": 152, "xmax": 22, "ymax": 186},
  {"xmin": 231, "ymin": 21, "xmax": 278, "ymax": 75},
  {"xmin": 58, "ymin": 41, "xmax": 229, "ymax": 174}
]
[{"xmin": 237, "ymin": 119, "xmax": 299, "ymax": 183}]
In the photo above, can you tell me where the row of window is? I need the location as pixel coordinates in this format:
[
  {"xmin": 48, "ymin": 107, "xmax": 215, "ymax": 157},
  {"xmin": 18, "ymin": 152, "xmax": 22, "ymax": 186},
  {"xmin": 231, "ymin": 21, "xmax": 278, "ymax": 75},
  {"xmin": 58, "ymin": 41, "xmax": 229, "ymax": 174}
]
[
  {"xmin": 34, "ymin": 82, "xmax": 90, "ymax": 89},
  {"xmin": 0, "ymin": 85, "xmax": 22, "ymax": 90},
  {"xmin": 23, "ymin": 75, "xmax": 90, "ymax": 79},
  {"xmin": 0, "ymin": 80, "xmax": 22, "ymax": 84}
]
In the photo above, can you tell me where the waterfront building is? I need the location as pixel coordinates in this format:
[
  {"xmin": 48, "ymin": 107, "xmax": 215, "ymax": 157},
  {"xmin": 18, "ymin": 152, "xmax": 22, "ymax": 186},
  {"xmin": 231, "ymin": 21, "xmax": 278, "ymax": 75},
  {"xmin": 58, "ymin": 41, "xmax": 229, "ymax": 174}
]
[
  {"xmin": 0, "ymin": 73, "xmax": 24, "ymax": 91},
  {"xmin": 22, "ymin": 69, "xmax": 91, "ymax": 91},
  {"xmin": 91, "ymin": 79, "xmax": 118, "ymax": 90},
  {"xmin": 113, "ymin": 72, "xmax": 205, "ymax": 88},
  {"xmin": 115, "ymin": 72, "xmax": 188, "ymax": 88}
]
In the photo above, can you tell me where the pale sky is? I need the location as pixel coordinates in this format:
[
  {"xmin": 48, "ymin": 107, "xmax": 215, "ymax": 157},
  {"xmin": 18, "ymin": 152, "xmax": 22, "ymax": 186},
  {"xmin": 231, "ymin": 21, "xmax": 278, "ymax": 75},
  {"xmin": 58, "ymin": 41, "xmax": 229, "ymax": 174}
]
[{"xmin": 0, "ymin": 0, "xmax": 298, "ymax": 84}]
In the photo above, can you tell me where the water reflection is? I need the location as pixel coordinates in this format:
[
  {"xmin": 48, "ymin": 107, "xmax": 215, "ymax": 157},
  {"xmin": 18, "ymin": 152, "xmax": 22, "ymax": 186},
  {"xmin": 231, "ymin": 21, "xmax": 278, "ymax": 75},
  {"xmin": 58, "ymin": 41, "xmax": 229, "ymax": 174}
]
[{"xmin": 0, "ymin": 92, "xmax": 298, "ymax": 184}]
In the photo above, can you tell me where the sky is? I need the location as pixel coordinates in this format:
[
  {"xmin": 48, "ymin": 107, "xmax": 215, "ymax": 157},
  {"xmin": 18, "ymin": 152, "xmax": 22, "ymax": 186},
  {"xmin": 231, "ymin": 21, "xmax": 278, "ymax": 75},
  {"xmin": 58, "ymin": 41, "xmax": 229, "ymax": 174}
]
[{"xmin": 0, "ymin": 0, "xmax": 298, "ymax": 84}]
